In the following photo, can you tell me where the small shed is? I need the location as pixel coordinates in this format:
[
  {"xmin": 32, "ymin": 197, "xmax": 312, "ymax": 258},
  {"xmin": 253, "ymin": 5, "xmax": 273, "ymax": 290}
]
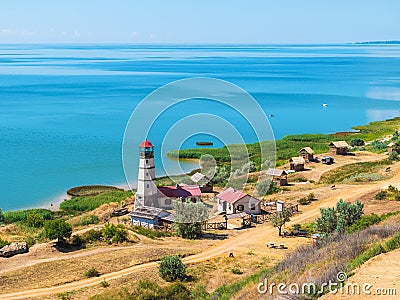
[
  {"xmin": 289, "ymin": 157, "xmax": 305, "ymax": 171},
  {"xmin": 299, "ymin": 147, "xmax": 314, "ymax": 161},
  {"xmin": 190, "ymin": 172, "xmax": 213, "ymax": 192},
  {"xmin": 388, "ymin": 142, "xmax": 400, "ymax": 154},
  {"xmin": 266, "ymin": 168, "xmax": 288, "ymax": 186},
  {"xmin": 329, "ymin": 141, "xmax": 349, "ymax": 155},
  {"xmin": 129, "ymin": 206, "xmax": 171, "ymax": 228}
]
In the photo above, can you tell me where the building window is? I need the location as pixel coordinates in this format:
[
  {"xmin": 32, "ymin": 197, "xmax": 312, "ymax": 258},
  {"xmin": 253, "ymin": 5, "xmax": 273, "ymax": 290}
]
[
  {"xmin": 146, "ymin": 184, "xmax": 149, "ymax": 188},
  {"xmin": 146, "ymin": 159, "xmax": 148, "ymax": 164},
  {"xmin": 165, "ymin": 199, "xmax": 172, "ymax": 205},
  {"xmin": 146, "ymin": 172, "xmax": 149, "ymax": 176},
  {"xmin": 237, "ymin": 204, "xmax": 244, "ymax": 211},
  {"xmin": 250, "ymin": 206, "xmax": 256, "ymax": 210}
]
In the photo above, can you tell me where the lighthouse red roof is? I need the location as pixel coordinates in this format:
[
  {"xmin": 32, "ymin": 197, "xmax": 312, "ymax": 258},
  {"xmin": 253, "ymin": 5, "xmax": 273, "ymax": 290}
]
[{"xmin": 139, "ymin": 139, "xmax": 154, "ymax": 148}]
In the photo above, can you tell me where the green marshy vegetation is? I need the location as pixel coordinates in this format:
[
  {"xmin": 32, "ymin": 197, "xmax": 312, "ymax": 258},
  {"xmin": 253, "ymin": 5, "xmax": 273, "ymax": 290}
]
[{"xmin": 167, "ymin": 117, "xmax": 400, "ymax": 169}]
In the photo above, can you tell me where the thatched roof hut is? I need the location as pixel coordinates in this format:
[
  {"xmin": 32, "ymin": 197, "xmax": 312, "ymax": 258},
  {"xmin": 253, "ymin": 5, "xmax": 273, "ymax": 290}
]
[
  {"xmin": 289, "ymin": 157, "xmax": 305, "ymax": 171},
  {"xmin": 299, "ymin": 147, "xmax": 314, "ymax": 161},
  {"xmin": 329, "ymin": 141, "xmax": 349, "ymax": 155}
]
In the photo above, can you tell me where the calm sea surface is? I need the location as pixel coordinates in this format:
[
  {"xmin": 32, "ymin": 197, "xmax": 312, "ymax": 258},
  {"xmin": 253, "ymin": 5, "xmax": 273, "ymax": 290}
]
[{"xmin": 1, "ymin": 44, "xmax": 400, "ymax": 210}]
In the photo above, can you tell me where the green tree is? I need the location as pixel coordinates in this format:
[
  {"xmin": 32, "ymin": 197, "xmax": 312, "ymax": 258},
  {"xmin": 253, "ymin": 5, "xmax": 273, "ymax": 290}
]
[
  {"xmin": 270, "ymin": 208, "xmax": 293, "ymax": 236},
  {"xmin": 43, "ymin": 219, "xmax": 72, "ymax": 243},
  {"xmin": 316, "ymin": 199, "xmax": 364, "ymax": 235},
  {"xmin": 26, "ymin": 212, "xmax": 44, "ymax": 228},
  {"xmin": 158, "ymin": 255, "xmax": 186, "ymax": 282},
  {"xmin": 0, "ymin": 208, "xmax": 4, "ymax": 224},
  {"xmin": 173, "ymin": 201, "xmax": 208, "ymax": 239}
]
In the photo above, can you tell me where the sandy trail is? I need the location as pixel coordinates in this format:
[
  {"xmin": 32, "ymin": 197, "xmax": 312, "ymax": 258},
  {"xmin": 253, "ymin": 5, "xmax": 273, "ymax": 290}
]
[
  {"xmin": 322, "ymin": 249, "xmax": 400, "ymax": 299},
  {"xmin": 1, "ymin": 159, "xmax": 400, "ymax": 299}
]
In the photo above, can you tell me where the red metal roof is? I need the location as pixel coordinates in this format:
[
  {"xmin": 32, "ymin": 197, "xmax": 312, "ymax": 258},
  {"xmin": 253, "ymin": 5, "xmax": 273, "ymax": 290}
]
[
  {"xmin": 216, "ymin": 187, "xmax": 248, "ymax": 204},
  {"xmin": 139, "ymin": 139, "xmax": 154, "ymax": 148},
  {"xmin": 158, "ymin": 184, "xmax": 201, "ymax": 198}
]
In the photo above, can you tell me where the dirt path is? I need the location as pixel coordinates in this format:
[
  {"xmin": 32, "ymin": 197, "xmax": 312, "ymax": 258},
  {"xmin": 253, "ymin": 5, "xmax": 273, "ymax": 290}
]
[
  {"xmin": 1, "ymin": 159, "xmax": 399, "ymax": 299},
  {"xmin": 322, "ymin": 249, "xmax": 400, "ymax": 299}
]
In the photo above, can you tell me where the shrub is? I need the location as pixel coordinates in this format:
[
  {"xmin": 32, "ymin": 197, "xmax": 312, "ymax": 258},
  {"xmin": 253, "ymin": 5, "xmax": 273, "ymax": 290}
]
[
  {"xmin": 101, "ymin": 223, "xmax": 128, "ymax": 243},
  {"xmin": 388, "ymin": 151, "xmax": 399, "ymax": 161},
  {"xmin": 370, "ymin": 140, "xmax": 387, "ymax": 150},
  {"xmin": 131, "ymin": 226, "xmax": 174, "ymax": 239},
  {"xmin": 307, "ymin": 193, "xmax": 316, "ymax": 201},
  {"xmin": 42, "ymin": 219, "xmax": 72, "ymax": 243},
  {"xmin": 158, "ymin": 255, "xmax": 186, "ymax": 282},
  {"xmin": 374, "ymin": 190, "xmax": 387, "ymax": 200},
  {"xmin": 85, "ymin": 267, "xmax": 100, "ymax": 278},
  {"xmin": 232, "ymin": 267, "xmax": 243, "ymax": 275},
  {"xmin": 298, "ymin": 197, "xmax": 309, "ymax": 205},
  {"xmin": 0, "ymin": 238, "xmax": 10, "ymax": 248},
  {"xmin": 350, "ymin": 138, "xmax": 365, "ymax": 147},
  {"xmin": 173, "ymin": 201, "xmax": 208, "ymax": 239},
  {"xmin": 25, "ymin": 212, "xmax": 44, "ymax": 228},
  {"xmin": 100, "ymin": 280, "xmax": 110, "ymax": 288}
]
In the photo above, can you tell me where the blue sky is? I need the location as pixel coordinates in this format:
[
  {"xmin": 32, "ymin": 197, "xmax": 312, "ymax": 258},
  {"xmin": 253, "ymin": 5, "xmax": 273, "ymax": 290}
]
[{"xmin": 0, "ymin": 0, "xmax": 399, "ymax": 44}]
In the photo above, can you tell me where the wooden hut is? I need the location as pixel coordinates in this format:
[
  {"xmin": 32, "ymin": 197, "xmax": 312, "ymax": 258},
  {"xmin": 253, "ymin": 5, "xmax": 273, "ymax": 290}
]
[
  {"xmin": 388, "ymin": 142, "xmax": 400, "ymax": 154},
  {"xmin": 289, "ymin": 157, "xmax": 305, "ymax": 171},
  {"xmin": 329, "ymin": 141, "xmax": 349, "ymax": 155},
  {"xmin": 299, "ymin": 147, "xmax": 314, "ymax": 161},
  {"xmin": 266, "ymin": 168, "xmax": 288, "ymax": 186}
]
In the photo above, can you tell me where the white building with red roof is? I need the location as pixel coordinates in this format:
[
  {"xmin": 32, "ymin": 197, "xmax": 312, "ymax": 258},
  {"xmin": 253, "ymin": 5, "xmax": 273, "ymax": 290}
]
[
  {"xmin": 158, "ymin": 184, "xmax": 202, "ymax": 209},
  {"xmin": 216, "ymin": 187, "xmax": 261, "ymax": 215}
]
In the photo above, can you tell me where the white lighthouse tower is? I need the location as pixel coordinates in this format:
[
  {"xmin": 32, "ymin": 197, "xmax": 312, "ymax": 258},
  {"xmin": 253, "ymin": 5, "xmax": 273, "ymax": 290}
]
[{"xmin": 134, "ymin": 139, "xmax": 159, "ymax": 209}]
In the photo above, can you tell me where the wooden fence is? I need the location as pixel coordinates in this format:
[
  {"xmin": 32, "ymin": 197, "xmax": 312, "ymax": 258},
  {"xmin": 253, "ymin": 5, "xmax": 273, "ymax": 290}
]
[{"xmin": 202, "ymin": 221, "xmax": 228, "ymax": 231}]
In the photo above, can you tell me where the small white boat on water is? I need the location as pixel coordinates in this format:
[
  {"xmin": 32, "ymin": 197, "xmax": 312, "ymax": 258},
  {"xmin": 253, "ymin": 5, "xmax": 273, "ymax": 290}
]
[{"xmin": 322, "ymin": 103, "xmax": 328, "ymax": 107}]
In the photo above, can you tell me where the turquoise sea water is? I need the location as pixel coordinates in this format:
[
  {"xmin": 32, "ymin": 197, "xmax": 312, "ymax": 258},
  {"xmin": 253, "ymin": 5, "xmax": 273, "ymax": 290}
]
[{"xmin": 1, "ymin": 44, "xmax": 400, "ymax": 211}]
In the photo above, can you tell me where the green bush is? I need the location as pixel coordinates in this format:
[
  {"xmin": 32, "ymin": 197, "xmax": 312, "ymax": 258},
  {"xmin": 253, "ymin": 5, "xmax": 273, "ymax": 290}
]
[
  {"xmin": 350, "ymin": 138, "xmax": 365, "ymax": 147},
  {"xmin": 298, "ymin": 197, "xmax": 309, "ymax": 205},
  {"xmin": 374, "ymin": 190, "xmax": 388, "ymax": 200},
  {"xmin": 85, "ymin": 267, "xmax": 100, "ymax": 278},
  {"xmin": 370, "ymin": 140, "xmax": 387, "ymax": 150},
  {"xmin": 232, "ymin": 267, "xmax": 243, "ymax": 275},
  {"xmin": 25, "ymin": 212, "xmax": 44, "ymax": 228},
  {"xmin": 158, "ymin": 255, "xmax": 187, "ymax": 282},
  {"xmin": 0, "ymin": 238, "xmax": 10, "ymax": 248},
  {"xmin": 131, "ymin": 226, "xmax": 174, "ymax": 239},
  {"xmin": 388, "ymin": 151, "xmax": 399, "ymax": 161},
  {"xmin": 100, "ymin": 280, "xmax": 109, "ymax": 288},
  {"xmin": 3, "ymin": 209, "xmax": 52, "ymax": 224},
  {"xmin": 101, "ymin": 223, "xmax": 128, "ymax": 243}
]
